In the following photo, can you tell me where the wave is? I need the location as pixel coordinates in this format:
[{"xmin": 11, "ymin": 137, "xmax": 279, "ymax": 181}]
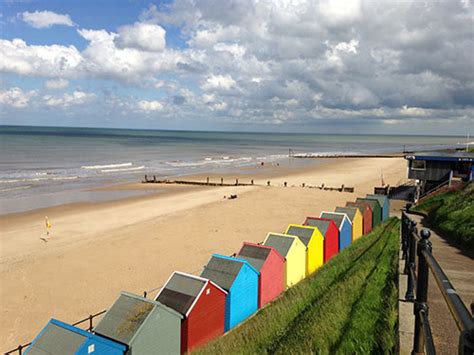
[
  {"xmin": 100, "ymin": 166, "xmax": 145, "ymax": 173},
  {"xmin": 0, "ymin": 185, "xmax": 32, "ymax": 193},
  {"xmin": 166, "ymin": 157, "xmax": 254, "ymax": 168},
  {"xmin": 82, "ymin": 162, "xmax": 132, "ymax": 170},
  {"xmin": 0, "ymin": 176, "xmax": 79, "ymax": 184}
]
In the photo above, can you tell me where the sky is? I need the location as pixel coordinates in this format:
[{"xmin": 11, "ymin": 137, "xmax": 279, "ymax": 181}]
[{"xmin": 0, "ymin": 0, "xmax": 473, "ymax": 134}]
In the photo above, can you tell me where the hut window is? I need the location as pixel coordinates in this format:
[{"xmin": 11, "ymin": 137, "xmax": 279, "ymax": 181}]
[
  {"xmin": 206, "ymin": 288, "xmax": 211, "ymax": 295},
  {"xmin": 412, "ymin": 160, "xmax": 426, "ymax": 170},
  {"xmin": 88, "ymin": 344, "xmax": 95, "ymax": 353}
]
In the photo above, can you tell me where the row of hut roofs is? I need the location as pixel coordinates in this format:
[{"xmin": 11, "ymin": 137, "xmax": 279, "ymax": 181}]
[{"xmin": 25, "ymin": 193, "xmax": 390, "ymax": 355}]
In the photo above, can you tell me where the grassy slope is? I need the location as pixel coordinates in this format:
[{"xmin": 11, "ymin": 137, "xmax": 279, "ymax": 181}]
[
  {"xmin": 413, "ymin": 182, "xmax": 474, "ymax": 251},
  {"xmin": 195, "ymin": 218, "xmax": 399, "ymax": 354}
]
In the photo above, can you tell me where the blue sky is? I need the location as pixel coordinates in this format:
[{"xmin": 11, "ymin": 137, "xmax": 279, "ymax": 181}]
[{"xmin": 0, "ymin": 0, "xmax": 473, "ymax": 134}]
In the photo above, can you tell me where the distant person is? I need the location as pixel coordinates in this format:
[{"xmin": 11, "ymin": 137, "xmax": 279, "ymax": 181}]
[{"xmin": 45, "ymin": 216, "xmax": 52, "ymax": 237}]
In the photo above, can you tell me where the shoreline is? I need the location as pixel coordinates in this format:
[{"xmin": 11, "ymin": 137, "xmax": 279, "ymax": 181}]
[{"xmin": 0, "ymin": 157, "xmax": 406, "ymax": 350}]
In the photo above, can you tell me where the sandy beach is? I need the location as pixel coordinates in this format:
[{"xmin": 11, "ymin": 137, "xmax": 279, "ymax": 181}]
[{"xmin": 0, "ymin": 157, "xmax": 406, "ymax": 350}]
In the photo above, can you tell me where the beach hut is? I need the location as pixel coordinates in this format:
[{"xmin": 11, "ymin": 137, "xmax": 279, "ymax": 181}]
[
  {"xmin": 303, "ymin": 217, "xmax": 339, "ymax": 262},
  {"xmin": 367, "ymin": 194, "xmax": 390, "ymax": 221},
  {"xmin": 155, "ymin": 272, "xmax": 227, "ymax": 353},
  {"xmin": 346, "ymin": 201, "xmax": 373, "ymax": 235},
  {"xmin": 285, "ymin": 224, "xmax": 324, "ymax": 275},
  {"xmin": 319, "ymin": 212, "xmax": 352, "ymax": 251},
  {"xmin": 335, "ymin": 206, "xmax": 363, "ymax": 240},
  {"xmin": 25, "ymin": 319, "xmax": 126, "ymax": 355},
  {"xmin": 94, "ymin": 291, "xmax": 183, "ymax": 355},
  {"xmin": 200, "ymin": 254, "xmax": 259, "ymax": 331},
  {"xmin": 263, "ymin": 233, "xmax": 306, "ymax": 288},
  {"xmin": 237, "ymin": 242, "xmax": 285, "ymax": 308},
  {"xmin": 356, "ymin": 198, "xmax": 382, "ymax": 227}
]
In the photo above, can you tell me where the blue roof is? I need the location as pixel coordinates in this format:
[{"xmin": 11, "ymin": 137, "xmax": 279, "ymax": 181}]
[{"xmin": 405, "ymin": 151, "xmax": 474, "ymax": 162}]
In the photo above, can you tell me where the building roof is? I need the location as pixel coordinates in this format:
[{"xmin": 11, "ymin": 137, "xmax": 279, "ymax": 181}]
[
  {"xmin": 286, "ymin": 225, "xmax": 315, "ymax": 247},
  {"xmin": 405, "ymin": 151, "xmax": 474, "ymax": 162},
  {"xmin": 201, "ymin": 254, "xmax": 257, "ymax": 291},
  {"xmin": 27, "ymin": 319, "xmax": 126, "ymax": 355},
  {"xmin": 356, "ymin": 198, "xmax": 381, "ymax": 209},
  {"xmin": 366, "ymin": 194, "xmax": 388, "ymax": 207},
  {"xmin": 346, "ymin": 201, "xmax": 369, "ymax": 214},
  {"xmin": 264, "ymin": 233, "xmax": 297, "ymax": 258},
  {"xmin": 94, "ymin": 292, "xmax": 181, "ymax": 345},
  {"xmin": 237, "ymin": 244, "xmax": 272, "ymax": 271},
  {"xmin": 304, "ymin": 218, "xmax": 330, "ymax": 236},
  {"xmin": 335, "ymin": 207, "xmax": 358, "ymax": 222},
  {"xmin": 320, "ymin": 212, "xmax": 349, "ymax": 228}
]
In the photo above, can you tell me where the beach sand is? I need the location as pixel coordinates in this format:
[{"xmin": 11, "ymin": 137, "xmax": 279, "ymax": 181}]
[{"xmin": 0, "ymin": 157, "xmax": 406, "ymax": 350}]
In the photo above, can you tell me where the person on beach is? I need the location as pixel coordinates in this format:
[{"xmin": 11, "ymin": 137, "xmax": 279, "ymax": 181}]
[{"xmin": 45, "ymin": 216, "xmax": 52, "ymax": 237}]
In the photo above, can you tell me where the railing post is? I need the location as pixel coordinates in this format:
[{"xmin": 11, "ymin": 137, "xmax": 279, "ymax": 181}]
[
  {"xmin": 89, "ymin": 314, "xmax": 93, "ymax": 332},
  {"xmin": 412, "ymin": 229, "xmax": 432, "ymax": 355},
  {"xmin": 401, "ymin": 212, "xmax": 408, "ymax": 260},
  {"xmin": 405, "ymin": 220, "xmax": 417, "ymax": 301},
  {"xmin": 459, "ymin": 329, "xmax": 474, "ymax": 355}
]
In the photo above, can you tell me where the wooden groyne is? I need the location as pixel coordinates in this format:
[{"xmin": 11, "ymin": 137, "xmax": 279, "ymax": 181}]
[{"xmin": 142, "ymin": 175, "xmax": 254, "ymax": 186}]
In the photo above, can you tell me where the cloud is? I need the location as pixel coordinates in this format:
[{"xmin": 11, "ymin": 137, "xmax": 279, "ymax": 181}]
[
  {"xmin": 21, "ymin": 10, "xmax": 74, "ymax": 29},
  {"xmin": 0, "ymin": 87, "xmax": 37, "ymax": 108},
  {"xmin": 202, "ymin": 74, "xmax": 236, "ymax": 91},
  {"xmin": 115, "ymin": 22, "xmax": 166, "ymax": 52},
  {"xmin": 45, "ymin": 78, "xmax": 69, "ymax": 89},
  {"xmin": 138, "ymin": 100, "xmax": 163, "ymax": 111},
  {"xmin": 43, "ymin": 91, "xmax": 95, "ymax": 107}
]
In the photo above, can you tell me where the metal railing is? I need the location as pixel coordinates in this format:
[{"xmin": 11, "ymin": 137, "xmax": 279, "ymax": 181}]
[
  {"xmin": 4, "ymin": 310, "xmax": 107, "ymax": 355},
  {"xmin": 401, "ymin": 212, "xmax": 474, "ymax": 354}
]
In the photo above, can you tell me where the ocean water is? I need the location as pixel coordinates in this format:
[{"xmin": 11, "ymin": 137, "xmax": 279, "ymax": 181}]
[{"xmin": 0, "ymin": 125, "xmax": 465, "ymax": 214}]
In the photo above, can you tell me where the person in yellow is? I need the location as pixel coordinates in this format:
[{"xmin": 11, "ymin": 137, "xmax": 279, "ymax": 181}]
[{"xmin": 45, "ymin": 216, "xmax": 52, "ymax": 237}]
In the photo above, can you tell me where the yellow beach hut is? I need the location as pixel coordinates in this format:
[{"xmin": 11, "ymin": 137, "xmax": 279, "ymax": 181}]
[
  {"xmin": 263, "ymin": 233, "xmax": 306, "ymax": 288},
  {"xmin": 285, "ymin": 224, "xmax": 324, "ymax": 276},
  {"xmin": 335, "ymin": 206, "xmax": 363, "ymax": 240}
]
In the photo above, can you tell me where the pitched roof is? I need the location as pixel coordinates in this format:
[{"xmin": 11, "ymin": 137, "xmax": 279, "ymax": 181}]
[
  {"xmin": 27, "ymin": 320, "xmax": 86, "ymax": 355},
  {"xmin": 264, "ymin": 233, "xmax": 296, "ymax": 258},
  {"xmin": 94, "ymin": 292, "xmax": 181, "ymax": 345},
  {"xmin": 237, "ymin": 244, "xmax": 271, "ymax": 271},
  {"xmin": 335, "ymin": 207, "xmax": 358, "ymax": 221},
  {"xmin": 286, "ymin": 225, "xmax": 315, "ymax": 246},
  {"xmin": 366, "ymin": 194, "xmax": 388, "ymax": 207},
  {"xmin": 320, "ymin": 212, "xmax": 347, "ymax": 228},
  {"xmin": 200, "ymin": 255, "xmax": 249, "ymax": 291},
  {"xmin": 356, "ymin": 198, "xmax": 381, "ymax": 209},
  {"xmin": 155, "ymin": 272, "xmax": 206, "ymax": 316},
  {"xmin": 346, "ymin": 201, "xmax": 367, "ymax": 214},
  {"xmin": 304, "ymin": 218, "xmax": 330, "ymax": 235}
]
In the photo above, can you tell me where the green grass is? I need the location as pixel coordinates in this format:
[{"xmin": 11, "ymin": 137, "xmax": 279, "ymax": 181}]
[
  {"xmin": 195, "ymin": 218, "xmax": 400, "ymax": 354},
  {"xmin": 413, "ymin": 182, "xmax": 474, "ymax": 251}
]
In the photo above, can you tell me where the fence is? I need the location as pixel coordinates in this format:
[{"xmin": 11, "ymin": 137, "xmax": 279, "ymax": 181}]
[
  {"xmin": 4, "ymin": 310, "xmax": 107, "ymax": 355},
  {"xmin": 401, "ymin": 212, "xmax": 474, "ymax": 354}
]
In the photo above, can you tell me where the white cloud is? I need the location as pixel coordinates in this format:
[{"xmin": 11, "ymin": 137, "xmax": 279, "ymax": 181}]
[
  {"xmin": 399, "ymin": 105, "xmax": 429, "ymax": 117},
  {"xmin": 138, "ymin": 100, "xmax": 164, "ymax": 111},
  {"xmin": 21, "ymin": 10, "xmax": 74, "ymax": 29},
  {"xmin": 115, "ymin": 22, "xmax": 166, "ymax": 52},
  {"xmin": 210, "ymin": 102, "xmax": 227, "ymax": 111},
  {"xmin": 0, "ymin": 87, "xmax": 37, "ymax": 108},
  {"xmin": 45, "ymin": 78, "xmax": 69, "ymax": 90},
  {"xmin": 43, "ymin": 91, "xmax": 95, "ymax": 107},
  {"xmin": 202, "ymin": 74, "xmax": 236, "ymax": 91}
]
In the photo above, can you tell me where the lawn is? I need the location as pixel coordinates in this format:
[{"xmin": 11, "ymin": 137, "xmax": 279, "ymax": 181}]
[{"xmin": 195, "ymin": 218, "xmax": 400, "ymax": 354}]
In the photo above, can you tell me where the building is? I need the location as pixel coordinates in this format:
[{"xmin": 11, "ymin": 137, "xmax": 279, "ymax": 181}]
[
  {"xmin": 25, "ymin": 319, "xmax": 126, "ymax": 355},
  {"xmin": 356, "ymin": 198, "xmax": 382, "ymax": 227},
  {"xmin": 94, "ymin": 291, "xmax": 183, "ymax": 354},
  {"xmin": 303, "ymin": 217, "xmax": 339, "ymax": 262},
  {"xmin": 405, "ymin": 151, "xmax": 473, "ymax": 196},
  {"xmin": 366, "ymin": 194, "xmax": 390, "ymax": 221},
  {"xmin": 285, "ymin": 224, "xmax": 324, "ymax": 275},
  {"xmin": 155, "ymin": 272, "xmax": 227, "ymax": 353},
  {"xmin": 263, "ymin": 233, "xmax": 306, "ymax": 288},
  {"xmin": 237, "ymin": 242, "xmax": 285, "ymax": 308},
  {"xmin": 200, "ymin": 254, "xmax": 259, "ymax": 331},
  {"xmin": 335, "ymin": 206, "xmax": 363, "ymax": 240},
  {"xmin": 346, "ymin": 201, "xmax": 372, "ymax": 235},
  {"xmin": 319, "ymin": 212, "xmax": 352, "ymax": 250}
]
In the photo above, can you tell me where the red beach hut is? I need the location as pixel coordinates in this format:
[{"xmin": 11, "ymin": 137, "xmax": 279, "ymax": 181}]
[
  {"xmin": 346, "ymin": 201, "xmax": 373, "ymax": 235},
  {"xmin": 237, "ymin": 242, "xmax": 285, "ymax": 308},
  {"xmin": 303, "ymin": 217, "xmax": 339, "ymax": 262},
  {"xmin": 155, "ymin": 271, "xmax": 227, "ymax": 353}
]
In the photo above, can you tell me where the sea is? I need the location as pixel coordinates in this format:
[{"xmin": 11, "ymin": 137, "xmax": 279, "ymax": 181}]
[{"xmin": 0, "ymin": 125, "xmax": 466, "ymax": 214}]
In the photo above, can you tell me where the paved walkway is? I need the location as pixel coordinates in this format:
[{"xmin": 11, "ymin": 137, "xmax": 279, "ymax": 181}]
[{"xmin": 400, "ymin": 213, "xmax": 474, "ymax": 354}]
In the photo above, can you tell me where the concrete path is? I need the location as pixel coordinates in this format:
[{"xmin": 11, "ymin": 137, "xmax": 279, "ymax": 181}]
[{"xmin": 401, "ymin": 213, "xmax": 474, "ymax": 354}]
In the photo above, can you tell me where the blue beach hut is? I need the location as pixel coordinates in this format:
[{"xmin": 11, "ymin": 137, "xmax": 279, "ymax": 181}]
[
  {"xmin": 201, "ymin": 254, "xmax": 259, "ymax": 331},
  {"xmin": 366, "ymin": 194, "xmax": 390, "ymax": 221},
  {"xmin": 25, "ymin": 319, "xmax": 126, "ymax": 355},
  {"xmin": 319, "ymin": 211, "xmax": 352, "ymax": 251}
]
